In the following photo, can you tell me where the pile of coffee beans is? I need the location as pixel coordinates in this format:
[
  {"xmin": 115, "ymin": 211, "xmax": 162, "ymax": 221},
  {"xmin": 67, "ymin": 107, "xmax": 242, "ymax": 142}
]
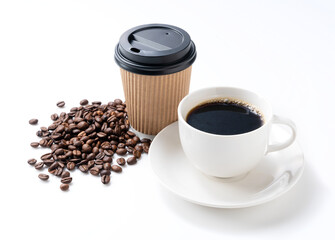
[{"xmin": 28, "ymin": 99, "xmax": 151, "ymax": 191}]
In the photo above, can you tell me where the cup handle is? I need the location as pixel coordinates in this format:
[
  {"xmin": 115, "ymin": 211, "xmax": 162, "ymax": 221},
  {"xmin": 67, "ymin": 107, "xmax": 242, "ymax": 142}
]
[{"xmin": 266, "ymin": 115, "xmax": 297, "ymax": 154}]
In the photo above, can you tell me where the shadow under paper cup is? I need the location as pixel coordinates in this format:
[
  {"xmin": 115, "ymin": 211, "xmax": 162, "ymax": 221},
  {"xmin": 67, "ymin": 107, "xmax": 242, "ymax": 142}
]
[{"xmin": 115, "ymin": 23, "xmax": 196, "ymax": 135}]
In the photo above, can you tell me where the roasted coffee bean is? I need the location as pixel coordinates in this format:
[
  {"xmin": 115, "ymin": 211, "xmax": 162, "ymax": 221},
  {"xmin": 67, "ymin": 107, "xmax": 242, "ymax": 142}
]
[
  {"xmin": 101, "ymin": 142, "xmax": 112, "ymax": 150},
  {"xmin": 82, "ymin": 144, "xmax": 92, "ymax": 153},
  {"xmin": 38, "ymin": 173, "xmax": 49, "ymax": 181},
  {"xmin": 127, "ymin": 157, "xmax": 137, "ymax": 165},
  {"xmin": 86, "ymin": 153, "xmax": 96, "ymax": 160},
  {"xmin": 72, "ymin": 150, "xmax": 81, "ymax": 157},
  {"xmin": 51, "ymin": 113, "xmax": 59, "ymax": 121},
  {"xmin": 36, "ymin": 130, "xmax": 43, "ymax": 137},
  {"xmin": 40, "ymin": 126, "xmax": 48, "ymax": 132},
  {"xmin": 116, "ymin": 148, "xmax": 127, "ymax": 155},
  {"xmin": 111, "ymin": 165, "xmax": 122, "ymax": 173},
  {"xmin": 102, "ymin": 156, "xmax": 113, "ymax": 163},
  {"xmin": 103, "ymin": 150, "xmax": 114, "ymax": 156},
  {"xmin": 29, "ymin": 118, "xmax": 38, "ymax": 125},
  {"xmin": 55, "ymin": 167, "xmax": 63, "ymax": 176},
  {"xmin": 117, "ymin": 143, "xmax": 125, "ymax": 148},
  {"xmin": 77, "ymin": 121, "xmax": 89, "ymax": 130},
  {"xmin": 48, "ymin": 124, "xmax": 57, "ymax": 130},
  {"xmin": 97, "ymin": 132, "xmax": 107, "ymax": 138},
  {"xmin": 61, "ymin": 177, "xmax": 72, "ymax": 184},
  {"xmin": 127, "ymin": 131, "xmax": 136, "ymax": 137},
  {"xmin": 133, "ymin": 136, "xmax": 140, "ymax": 143},
  {"xmin": 73, "ymin": 140, "xmax": 83, "ymax": 147},
  {"xmin": 95, "ymin": 164, "xmax": 103, "ymax": 170},
  {"xmin": 60, "ymin": 183, "xmax": 69, "ymax": 191},
  {"xmin": 141, "ymin": 138, "xmax": 151, "ymax": 144},
  {"xmin": 55, "ymin": 125, "xmax": 65, "ymax": 133},
  {"xmin": 87, "ymin": 160, "xmax": 95, "ymax": 168},
  {"xmin": 100, "ymin": 169, "xmax": 111, "ymax": 176},
  {"xmin": 79, "ymin": 165, "xmax": 88, "ymax": 173},
  {"xmin": 92, "ymin": 101, "xmax": 101, "ymax": 105},
  {"xmin": 38, "ymin": 139, "xmax": 47, "ymax": 147},
  {"xmin": 58, "ymin": 162, "xmax": 65, "ymax": 168},
  {"xmin": 101, "ymin": 175, "xmax": 110, "ymax": 184},
  {"xmin": 134, "ymin": 145, "xmax": 143, "ymax": 153},
  {"xmin": 114, "ymin": 99, "xmax": 122, "ymax": 105},
  {"xmin": 30, "ymin": 142, "xmax": 39, "ymax": 148},
  {"xmin": 48, "ymin": 162, "xmax": 59, "ymax": 171},
  {"xmin": 143, "ymin": 145, "xmax": 149, "ymax": 153},
  {"xmin": 89, "ymin": 167, "xmax": 100, "ymax": 176},
  {"xmin": 67, "ymin": 162, "xmax": 75, "ymax": 170},
  {"xmin": 133, "ymin": 150, "xmax": 141, "ymax": 159},
  {"xmin": 54, "ymin": 148, "xmax": 64, "ymax": 155},
  {"xmin": 35, "ymin": 162, "xmax": 44, "ymax": 170},
  {"xmin": 95, "ymin": 159, "xmax": 104, "ymax": 165},
  {"xmin": 111, "ymin": 145, "xmax": 117, "ymax": 151},
  {"xmin": 61, "ymin": 171, "xmax": 70, "ymax": 178},
  {"xmin": 126, "ymin": 139, "xmax": 136, "ymax": 147},
  {"xmin": 28, "ymin": 158, "xmax": 37, "ymax": 165},
  {"xmin": 57, "ymin": 101, "xmax": 65, "ymax": 108},
  {"xmin": 126, "ymin": 146, "xmax": 134, "ymax": 153},
  {"xmin": 41, "ymin": 153, "xmax": 53, "ymax": 160},
  {"xmin": 116, "ymin": 157, "xmax": 126, "ymax": 166},
  {"xmin": 103, "ymin": 163, "xmax": 111, "ymax": 170},
  {"xmin": 80, "ymin": 99, "xmax": 89, "ymax": 105},
  {"xmin": 43, "ymin": 159, "xmax": 55, "ymax": 166}
]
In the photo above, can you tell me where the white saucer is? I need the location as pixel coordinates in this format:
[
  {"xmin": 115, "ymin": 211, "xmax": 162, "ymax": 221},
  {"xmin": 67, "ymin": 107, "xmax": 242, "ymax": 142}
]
[{"xmin": 149, "ymin": 122, "xmax": 304, "ymax": 208}]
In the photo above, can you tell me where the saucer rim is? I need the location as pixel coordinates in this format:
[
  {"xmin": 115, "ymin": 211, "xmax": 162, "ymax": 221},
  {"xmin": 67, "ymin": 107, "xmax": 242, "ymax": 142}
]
[{"xmin": 149, "ymin": 121, "xmax": 305, "ymax": 208}]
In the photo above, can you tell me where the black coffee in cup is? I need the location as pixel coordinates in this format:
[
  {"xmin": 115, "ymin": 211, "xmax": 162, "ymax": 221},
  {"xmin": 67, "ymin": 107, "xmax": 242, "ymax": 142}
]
[{"xmin": 186, "ymin": 99, "xmax": 264, "ymax": 135}]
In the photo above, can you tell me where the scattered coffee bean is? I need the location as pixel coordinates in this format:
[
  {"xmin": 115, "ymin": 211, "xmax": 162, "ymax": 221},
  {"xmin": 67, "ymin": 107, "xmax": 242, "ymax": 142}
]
[
  {"xmin": 134, "ymin": 145, "xmax": 143, "ymax": 153},
  {"xmin": 28, "ymin": 99, "xmax": 150, "ymax": 189},
  {"xmin": 38, "ymin": 173, "xmax": 49, "ymax": 181},
  {"xmin": 116, "ymin": 148, "xmax": 127, "ymax": 155},
  {"xmin": 80, "ymin": 99, "xmax": 89, "ymax": 105},
  {"xmin": 133, "ymin": 150, "xmax": 141, "ymax": 159},
  {"xmin": 35, "ymin": 162, "xmax": 44, "ymax": 170},
  {"xmin": 101, "ymin": 175, "xmax": 110, "ymax": 184},
  {"xmin": 143, "ymin": 145, "xmax": 149, "ymax": 153},
  {"xmin": 111, "ymin": 165, "xmax": 122, "ymax": 173},
  {"xmin": 100, "ymin": 169, "xmax": 111, "ymax": 176},
  {"xmin": 127, "ymin": 157, "xmax": 137, "ymax": 165},
  {"xmin": 61, "ymin": 177, "xmax": 72, "ymax": 184},
  {"xmin": 89, "ymin": 167, "xmax": 100, "ymax": 176},
  {"xmin": 51, "ymin": 113, "xmax": 58, "ymax": 121},
  {"xmin": 66, "ymin": 162, "xmax": 75, "ymax": 170},
  {"xmin": 103, "ymin": 163, "xmax": 111, "ymax": 170},
  {"xmin": 29, "ymin": 118, "xmax": 38, "ymax": 125},
  {"xmin": 57, "ymin": 101, "xmax": 65, "ymax": 108},
  {"xmin": 92, "ymin": 101, "xmax": 102, "ymax": 107},
  {"xmin": 41, "ymin": 153, "xmax": 53, "ymax": 160},
  {"xmin": 30, "ymin": 142, "xmax": 39, "ymax": 148},
  {"xmin": 116, "ymin": 157, "xmax": 126, "ymax": 166},
  {"xmin": 61, "ymin": 171, "xmax": 70, "ymax": 178},
  {"xmin": 60, "ymin": 183, "xmax": 69, "ymax": 191},
  {"xmin": 28, "ymin": 158, "xmax": 37, "ymax": 165},
  {"xmin": 79, "ymin": 165, "xmax": 88, "ymax": 173},
  {"xmin": 40, "ymin": 127, "xmax": 48, "ymax": 132}
]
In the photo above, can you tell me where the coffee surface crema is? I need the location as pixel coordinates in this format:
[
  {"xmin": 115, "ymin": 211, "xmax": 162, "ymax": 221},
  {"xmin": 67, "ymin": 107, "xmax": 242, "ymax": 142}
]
[{"xmin": 186, "ymin": 99, "xmax": 264, "ymax": 135}]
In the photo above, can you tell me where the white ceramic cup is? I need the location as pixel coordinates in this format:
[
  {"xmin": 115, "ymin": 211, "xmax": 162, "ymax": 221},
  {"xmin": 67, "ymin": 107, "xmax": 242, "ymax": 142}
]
[{"xmin": 178, "ymin": 87, "xmax": 296, "ymax": 179}]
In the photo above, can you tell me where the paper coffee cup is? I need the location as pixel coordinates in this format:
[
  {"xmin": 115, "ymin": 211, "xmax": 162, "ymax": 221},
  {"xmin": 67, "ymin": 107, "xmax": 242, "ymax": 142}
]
[{"xmin": 115, "ymin": 24, "xmax": 196, "ymax": 135}]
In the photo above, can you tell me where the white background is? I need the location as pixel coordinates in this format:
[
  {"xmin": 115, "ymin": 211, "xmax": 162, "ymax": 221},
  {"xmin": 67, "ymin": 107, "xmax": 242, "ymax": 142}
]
[{"xmin": 0, "ymin": 0, "xmax": 334, "ymax": 239}]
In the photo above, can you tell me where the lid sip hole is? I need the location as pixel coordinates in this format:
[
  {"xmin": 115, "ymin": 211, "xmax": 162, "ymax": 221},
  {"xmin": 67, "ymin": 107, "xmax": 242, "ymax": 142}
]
[{"xmin": 130, "ymin": 47, "xmax": 140, "ymax": 53}]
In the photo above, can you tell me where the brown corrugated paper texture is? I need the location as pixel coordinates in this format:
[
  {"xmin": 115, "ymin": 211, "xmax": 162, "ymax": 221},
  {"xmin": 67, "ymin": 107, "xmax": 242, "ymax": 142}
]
[{"xmin": 121, "ymin": 66, "xmax": 192, "ymax": 135}]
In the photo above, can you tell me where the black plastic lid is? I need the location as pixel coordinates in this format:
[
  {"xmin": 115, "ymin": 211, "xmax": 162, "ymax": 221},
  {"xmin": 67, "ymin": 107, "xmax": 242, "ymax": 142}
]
[{"xmin": 114, "ymin": 24, "xmax": 196, "ymax": 75}]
